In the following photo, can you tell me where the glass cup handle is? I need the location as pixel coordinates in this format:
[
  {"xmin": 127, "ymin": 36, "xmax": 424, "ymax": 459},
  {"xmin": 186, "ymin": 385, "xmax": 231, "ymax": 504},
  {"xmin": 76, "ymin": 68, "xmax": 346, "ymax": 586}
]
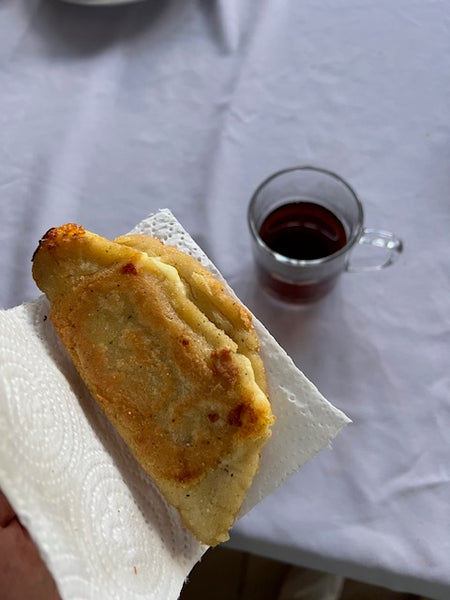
[{"xmin": 346, "ymin": 227, "xmax": 403, "ymax": 272}]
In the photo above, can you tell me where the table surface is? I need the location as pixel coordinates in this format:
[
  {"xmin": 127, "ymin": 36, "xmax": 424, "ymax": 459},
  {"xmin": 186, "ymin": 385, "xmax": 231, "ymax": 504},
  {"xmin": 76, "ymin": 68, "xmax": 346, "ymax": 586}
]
[{"xmin": 1, "ymin": 1, "xmax": 449, "ymax": 599}]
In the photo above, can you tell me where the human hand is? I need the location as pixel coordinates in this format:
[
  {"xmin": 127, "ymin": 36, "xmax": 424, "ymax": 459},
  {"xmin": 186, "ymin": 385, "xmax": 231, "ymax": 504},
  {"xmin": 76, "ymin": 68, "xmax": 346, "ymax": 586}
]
[{"xmin": 0, "ymin": 489, "xmax": 61, "ymax": 600}]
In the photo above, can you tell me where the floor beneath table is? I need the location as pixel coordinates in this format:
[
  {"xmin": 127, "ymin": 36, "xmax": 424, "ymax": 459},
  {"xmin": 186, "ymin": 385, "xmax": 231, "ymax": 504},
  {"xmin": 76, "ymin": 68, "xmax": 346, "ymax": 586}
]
[{"xmin": 179, "ymin": 547, "xmax": 432, "ymax": 600}]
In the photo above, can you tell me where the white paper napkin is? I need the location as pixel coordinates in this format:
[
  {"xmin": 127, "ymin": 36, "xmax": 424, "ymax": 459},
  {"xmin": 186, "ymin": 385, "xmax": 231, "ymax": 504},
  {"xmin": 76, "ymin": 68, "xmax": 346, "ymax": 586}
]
[{"xmin": 0, "ymin": 209, "xmax": 349, "ymax": 600}]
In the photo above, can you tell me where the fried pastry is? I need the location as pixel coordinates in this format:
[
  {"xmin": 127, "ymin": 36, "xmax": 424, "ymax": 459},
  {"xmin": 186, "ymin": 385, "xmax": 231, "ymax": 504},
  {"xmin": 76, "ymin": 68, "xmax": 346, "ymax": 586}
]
[
  {"xmin": 32, "ymin": 224, "xmax": 274, "ymax": 546},
  {"xmin": 115, "ymin": 234, "xmax": 267, "ymax": 394}
]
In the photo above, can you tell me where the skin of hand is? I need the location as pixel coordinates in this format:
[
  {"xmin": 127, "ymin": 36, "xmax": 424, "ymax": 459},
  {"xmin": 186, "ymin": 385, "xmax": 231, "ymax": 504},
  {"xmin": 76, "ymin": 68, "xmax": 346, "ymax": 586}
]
[{"xmin": 0, "ymin": 489, "xmax": 61, "ymax": 600}]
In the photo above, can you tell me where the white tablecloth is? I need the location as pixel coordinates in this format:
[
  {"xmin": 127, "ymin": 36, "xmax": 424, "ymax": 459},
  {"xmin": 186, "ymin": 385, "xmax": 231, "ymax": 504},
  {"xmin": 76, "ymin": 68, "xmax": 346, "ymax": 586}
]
[{"xmin": 1, "ymin": 1, "xmax": 449, "ymax": 599}]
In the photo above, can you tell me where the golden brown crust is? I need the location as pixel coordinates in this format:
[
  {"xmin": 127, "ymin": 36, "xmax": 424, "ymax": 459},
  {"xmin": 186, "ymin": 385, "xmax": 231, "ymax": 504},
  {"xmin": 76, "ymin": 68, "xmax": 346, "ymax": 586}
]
[
  {"xmin": 115, "ymin": 234, "xmax": 267, "ymax": 394},
  {"xmin": 32, "ymin": 224, "xmax": 274, "ymax": 545}
]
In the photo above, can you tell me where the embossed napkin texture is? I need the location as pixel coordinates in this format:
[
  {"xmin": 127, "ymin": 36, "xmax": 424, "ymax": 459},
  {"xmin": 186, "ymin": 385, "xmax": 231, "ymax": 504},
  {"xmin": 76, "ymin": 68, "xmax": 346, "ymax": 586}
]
[{"xmin": 0, "ymin": 209, "xmax": 349, "ymax": 600}]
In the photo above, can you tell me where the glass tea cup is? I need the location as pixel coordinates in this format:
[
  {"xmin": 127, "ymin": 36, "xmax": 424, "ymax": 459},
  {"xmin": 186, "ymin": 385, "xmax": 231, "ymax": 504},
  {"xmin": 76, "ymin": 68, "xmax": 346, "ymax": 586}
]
[{"xmin": 247, "ymin": 166, "xmax": 403, "ymax": 304}]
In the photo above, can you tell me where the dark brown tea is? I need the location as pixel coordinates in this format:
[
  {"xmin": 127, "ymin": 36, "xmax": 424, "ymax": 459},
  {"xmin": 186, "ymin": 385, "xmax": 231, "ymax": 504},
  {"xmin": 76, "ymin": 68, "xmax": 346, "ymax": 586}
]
[
  {"xmin": 257, "ymin": 202, "xmax": 347, "ymax": 302},
  {"xmin": 259, "ymin": 202, "xmax": 347, "ymax": 260}
]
